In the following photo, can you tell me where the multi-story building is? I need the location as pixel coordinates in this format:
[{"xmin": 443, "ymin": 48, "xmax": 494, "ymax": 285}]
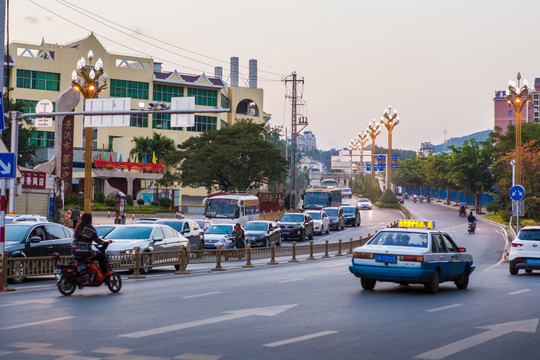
[
  {"xmin": 4, "ymin": 33, "xmax": 266, "ymax": 207},
  {"xmin": 493, "ymin": 77, "xmax": 539, "ymax": 133},
  {"xmin": 287, "ymin": 130, "xmax": 317, "ymax": 152}
]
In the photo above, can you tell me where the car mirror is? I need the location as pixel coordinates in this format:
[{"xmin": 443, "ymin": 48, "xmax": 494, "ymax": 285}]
[
  {"xmin": 153, "ymin": 236, "xmax": 164, "ymax": 242},
  {"xmin": 29, "ymin": 236, "xmax": 41, "ymax": 243}
]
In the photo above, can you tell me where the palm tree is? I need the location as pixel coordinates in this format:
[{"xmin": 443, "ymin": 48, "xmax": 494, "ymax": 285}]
[{"xmin": 130, "ymin": 132, "xmax": 175, "ymax": 164}]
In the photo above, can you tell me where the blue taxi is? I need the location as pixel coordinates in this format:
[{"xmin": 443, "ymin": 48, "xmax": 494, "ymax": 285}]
[{"xmin": 349, "ymin": 220, "xmax": 474, "ymax": 293}]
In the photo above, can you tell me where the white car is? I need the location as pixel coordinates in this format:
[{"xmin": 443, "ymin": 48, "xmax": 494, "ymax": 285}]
[
  {"xmin": 306, "ymin": 210, "xmax": 330, "ymax": 235},
  {"xmin": 509, "ymin": 226, "xmax": 540, "ymax": 275},
  {"xmin": 357, "ymin": 198, "xmax": 372, "ymax": 210}
]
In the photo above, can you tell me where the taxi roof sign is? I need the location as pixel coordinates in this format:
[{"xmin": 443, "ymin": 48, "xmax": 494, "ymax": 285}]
[{"xmin": 398, "ymin": 220, "xmax": 435, "ymax": 229}]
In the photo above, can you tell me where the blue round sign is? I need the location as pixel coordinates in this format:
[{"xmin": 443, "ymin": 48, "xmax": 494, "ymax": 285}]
[{"xmin": 509, "ymin": 185, "xmax": 525, "ymax": 201}]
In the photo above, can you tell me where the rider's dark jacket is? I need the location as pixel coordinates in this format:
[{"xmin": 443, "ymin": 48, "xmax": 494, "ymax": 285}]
[{"xmin": 72, "ymin": 225, "xmax": 106, "ymax": 258}]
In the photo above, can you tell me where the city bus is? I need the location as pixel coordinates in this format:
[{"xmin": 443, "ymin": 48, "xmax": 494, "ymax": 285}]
[
  {"xmin": 302, "ymin": 186, "xmax": 342, "ymax": 210},
  {"xmin": 203, "ymin": 194, "xmax": 260, "ymax": 226}
]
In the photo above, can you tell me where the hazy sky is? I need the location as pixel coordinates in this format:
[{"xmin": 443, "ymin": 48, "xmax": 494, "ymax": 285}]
[{"xmin": 7, "ymin": 0, "xmax": 540, "ymax": 151}]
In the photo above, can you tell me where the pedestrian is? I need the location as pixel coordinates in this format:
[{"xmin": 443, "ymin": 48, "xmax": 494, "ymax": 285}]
[{"xmin": 71, "ymin": 206, "xmax": 81, "ymax": 229}]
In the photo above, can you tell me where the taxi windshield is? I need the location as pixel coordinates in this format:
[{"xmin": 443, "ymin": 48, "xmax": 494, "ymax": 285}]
[
  {"xmin": 307, "ymin": 212, "xmax": 321, "ymax": 220},
  {"xmin": 368, "ymin": 231, "xmax": 428, "ymax": 247}
]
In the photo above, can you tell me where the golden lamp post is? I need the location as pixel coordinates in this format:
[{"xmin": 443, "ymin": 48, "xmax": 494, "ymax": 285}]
[
  {"xmin": 71, "ymin": 50, "xmax": 108, "ymax": 213},
  {"xmin": 366, "ymin": 119, "xmax": 381, "ymax": 180},
  {"xmin": 380, "ymin": 105, "xmax": 399, "ymax": 191},
  {"xmin": 357, "ymin": 130, "xmax": 369, "ymax": 175},
  {"xmin": 505, "ymin": 72, "xmax": 532, "ymax": 186},
  {"xmin": 349, "ymin": 138, "xmax": 359, "ymax": 175}
]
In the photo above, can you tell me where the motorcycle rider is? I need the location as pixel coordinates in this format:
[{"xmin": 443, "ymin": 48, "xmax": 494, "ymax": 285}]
[
  {"xmin": 467, "ymin": 211, "xmax": 477, "ymax": 231},
  {"xmin": 72, "ymin": 213, "xmax": 111, "ymax": 275},
  {"xmin": 231, "ymin": 223, "xmax": 245, "ymax": 249},
  {"xmin": 459, "ymin": 205, "xmax": 466, "ymax": 216}
]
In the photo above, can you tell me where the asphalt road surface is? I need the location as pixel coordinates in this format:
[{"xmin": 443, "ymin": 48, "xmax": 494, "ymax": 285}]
[{"xmin": 1, "ymin": 202, "xmax": 539, "ymax": 360}]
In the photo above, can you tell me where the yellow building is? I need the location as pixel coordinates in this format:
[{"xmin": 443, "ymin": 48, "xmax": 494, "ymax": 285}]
[{"xmin": 4, "ymin": 33, "xmax": 266, "ymax": 208}]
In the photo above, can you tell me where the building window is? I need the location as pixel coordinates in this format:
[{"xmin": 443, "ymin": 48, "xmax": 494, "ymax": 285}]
[
  {"xmin": 108, "ymin": 136, "xmax": 121, "ymax": 150},
  {"xmin": 187, "ymin": 88, "xmax": 217, "ymax": 106},
  {"xmin": 29, "ymin": 130, "xmax": 54, "ymax": 148},
  {"xmin": 508, "ymin": 110, "xmax": 513, "ymax": 117},
  {"xmin": 130, "ymin": 113, "xmax": 148, "ymax": 128},
  {"xmin": 4, "ymin": 67, "xmax": 9, "ymax": 88},
  {"xmin": 221, "ymin": 95, "xmax": 229, "ymax": 109},
  {"xmin": 16, "ymin": 69, "xmax": 60, "ymax": 91},
  {"xmin": 187, "ymin": 115, "xmax": 217, "ymax": 132},
  {"xmin": 221, "ymin": 120, "xmax": 228, "ymax": 129},
  {"xmin": 110, "ymin": 79, "xmax": 149, "ymax": 99},
  {"xmin": 153, "ymin": 84, "xmax": 183, "ymax": 102}
]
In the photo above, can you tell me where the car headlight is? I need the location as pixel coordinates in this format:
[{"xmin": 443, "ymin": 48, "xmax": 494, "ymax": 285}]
[
  {"xmin": 124, "ymin": 249, "xmax": 136, "ymax": 255},
  {"xmin": 293, "ymin": 225, "xmax": 302, "ymax": 229}
]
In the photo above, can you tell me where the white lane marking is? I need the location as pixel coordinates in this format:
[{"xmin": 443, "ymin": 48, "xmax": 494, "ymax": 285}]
[
  {"xmin": 321, "ymin": 263, "xmax": 345, "ymax": 268},
  {"xmin": 426, "ymin": 304, "xmax": 462, "ymax": 313},
  {"xmin": 264, "ymin": 330, "xmax": 339, "ymax": 347},
  {"xmin": 508, "ymin": 289, "xmax": 531, "ymax": 295},
  {"xmin": 119, "ymin": 304, "xmax": 297, "ymax": 338},
  {"xmin": 0, "ymin": 298, "xmax": 56, "ymax": 307},
  {"xmin": 278, "ymin": 278, "xmax": 303, "ymax": 283},
  {"xmin": 182, "ymin": 292, "xmax": 222, "ymax": 299},
  {"xmin": 0, "ymin": 316, "xmax": 74, "ymax": 330},
  {"xmin": 338, "ymin": 272, "xmax": 350, "ymax": 275}
]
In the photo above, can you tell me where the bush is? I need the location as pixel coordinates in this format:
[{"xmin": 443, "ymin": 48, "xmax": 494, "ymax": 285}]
[
  {"xmin": 65, "ymin": 193, "xmax": 82, "ymax": 208},
  {"xmin": 126, "ymin": 194, "xmax": 134, "ymax": 207},
  {"xmin": 95, "ymin": 192, "xmax": 105, "ymax": 204},
  {"xmin": 486, "ymin": 203, "xmax": 500, "ymax": 214},
  {"xmin": 159, "ymin": 197, "xmax": 172, "ymax": 208},
  {"xmin": 375, "ymin": 201, "xmax": 400, "ymax": 209},
  {"xmin": 137, "ymin": 198, "xmax": 145, "ymax": 206},
  {"xmin": 105, "ymin": 198, "xmax": 116, "ymax": 207},
  {"xmin": 379, "ymin": 189, "xmax": 398, "ymax": 204}
]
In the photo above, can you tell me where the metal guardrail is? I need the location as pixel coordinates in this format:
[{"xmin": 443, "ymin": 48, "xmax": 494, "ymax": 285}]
[{"xmin": 2, "ymin": 221, "xmax": 398, "ymax": 290}]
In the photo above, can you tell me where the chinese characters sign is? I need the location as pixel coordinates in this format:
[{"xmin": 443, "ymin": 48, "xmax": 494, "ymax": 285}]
[{"xmin": 20, "ymin": 170, "xmax": 46, "ymax": 189}]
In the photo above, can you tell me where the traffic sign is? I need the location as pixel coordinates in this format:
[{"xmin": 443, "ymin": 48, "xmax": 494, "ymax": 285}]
[
  {"xmin": 0, "ymin": 153, "xmax": 16, "ymax": 178},
  {"xmin": 509, "ymin": 185, "xmax": 525, "ymax": 201},
  {"xmin": 512, "ymin": 200, "xmax": 524, "ymax": 216}
]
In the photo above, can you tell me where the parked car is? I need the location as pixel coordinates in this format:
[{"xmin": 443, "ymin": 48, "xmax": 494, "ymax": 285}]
[
  {"xmin": 94, "ymin": 224, "xmax": 119, "ymax": 238},
  {"xmin": 204, "ymin": 224, "xmax": 236, "ymax": 249},
  {"xmin": 341, "ymin": 187, "xmax": 353, "ymax": 198},
  {"xmin": 509, "ymin": 226, "xmax": 540, "ymax": 275},
  {"xmin": 357, "ymin": 198, "xmax": 373, "ymax": 210},
  {"xmin": 5, "ymin": 214, "xmax": 48, "ymax": 222},
  {"xmin": 136, "ymin": 219, "xmax": 204, "ymax": 251},
  {"xmin": 306, "ymin": 210, "xmax": 330, "ymax": 235},
  {"xmin": 244, "ymin": 220, "xmax": 282, "ymax": 247},
  {"xmin": 323, "ymin": 207, "xmax": 345, "ymax": 230},
  {"xmin": 342, "ymin": 205, "xmax": 361, "ymax": 227},
  {"xmin": 277, "ymin": 212, "xmax": 314, "ymax": 241},
  {"xmin": 5, "ymin": 221, "xmax": 74, "ymax": 283},
  {"xmin": 104, "ymin": 224, "xmax": 189, "ymax": 274}
]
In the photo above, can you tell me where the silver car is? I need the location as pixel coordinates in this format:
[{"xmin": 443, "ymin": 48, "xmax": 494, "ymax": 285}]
[{"xmin": 104, "ymin": 224, "xmax": 189, "ymax": 274}]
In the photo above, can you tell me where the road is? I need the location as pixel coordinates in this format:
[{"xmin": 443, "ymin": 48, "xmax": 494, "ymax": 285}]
[{"xmin": 1, "ymin": 202, "xmax": 539, "ymax": 360}]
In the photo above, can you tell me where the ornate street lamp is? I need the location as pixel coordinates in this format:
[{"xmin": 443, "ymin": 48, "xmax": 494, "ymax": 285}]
[
  {"xmin": 357, "ymin": 130, "xmax": 369, "ymax": 175},
  {"xmin": 506, "ymin": 72, "xmax": 532, "ymax": 186},
  {"xmin": 381, "ymin": 105, "xmax": 399, "ymax": 191},
  {"xmin": 349, "ymin": 138, "xmax": 359, "ymax": 175},
  {"xmin": 366, "ymin": 120, "xmax": 381, "ymax": 180},
  {"xmin": 71, "ymin": 50, "xmax": 108, "ymax": 213}
]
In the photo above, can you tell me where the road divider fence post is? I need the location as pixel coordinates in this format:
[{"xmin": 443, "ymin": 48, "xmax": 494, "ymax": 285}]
[
  {"xmin": 243, "ymin": 244, "xmax": 254, "ymax": 268},
  {"xmin": 212, "ymin": 245, "xmax": 225, "ymax": 271},
  {"xmin": 348, "ymin": 238, "xmax": 353, "ymax": 254},
  {"xmin": 322, "ymin": 240, "xmax": 330, "ymax": 258},
  {"xmin": 307, "ymin": 240, "xmax": 316, "ymax": 260},
  {"xmin": 267, "ymin": 242, "xmax": 278, "ymax": 265},
  {"xmin": 128, "ymin": 247, "xmax": 145, "ymax": 279},
  {"xmin": 175, "ymin": 245, "xmax": 189, "ymax": 275},
  {"xmin": 336, "ymin": 239, "xmax": 343, "ymax": 256},
  {"xmin": 289, "ymin": 241, "xmax": 299, "ymax": 263}
]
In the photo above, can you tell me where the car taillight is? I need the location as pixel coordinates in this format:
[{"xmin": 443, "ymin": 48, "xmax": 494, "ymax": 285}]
[
  {"xmin": 512, "ymin": 243, "xmax": 523, "ymax": 247},
  {"xmin": 353, "ymin": 252, "xmax": 374, "ymax": 259},
  {"xmin": 399, "ymin": 255, "xmax": 423, "ymax": 262}
]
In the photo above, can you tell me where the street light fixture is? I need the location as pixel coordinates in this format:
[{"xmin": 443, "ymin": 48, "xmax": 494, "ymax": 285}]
[
  {"xmin": 71, "ymin": 50, "xmax": 108, "ymax": 213},
  {"xmin": 357, "ymin": 130, "xmax": 369, "ymax": 175},
  {"xmin": 366, "ymin": 119, "xmax": 381, "ymax": 181},
  {"xmin": 506, "ymin": 72, "xmax": 532, "ymax": 186},
  {"xmin": 349, "ymin": 138, "xmax": 359, "ymax": 175},
  {"xmin": 380, "ymin": 105, "xmax": 399, "ymax": 191}
]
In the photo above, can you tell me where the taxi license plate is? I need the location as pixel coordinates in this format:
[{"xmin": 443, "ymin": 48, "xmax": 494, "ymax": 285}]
[
  {"xmin": 375, "ymin": 254, "xmax": 397, "ymax": 263},
  {"xmin": 526, "ymin": 259, "xmax": 540, "ymax": 265},
  {"xmin": 283, "ymin": 231, "xmax": 290, "ymax": 235}
]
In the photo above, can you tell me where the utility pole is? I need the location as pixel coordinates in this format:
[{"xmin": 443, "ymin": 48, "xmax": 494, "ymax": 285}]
[{"xmin": 282, "ymin": 72, "xmax": 306, "ymax": 210}]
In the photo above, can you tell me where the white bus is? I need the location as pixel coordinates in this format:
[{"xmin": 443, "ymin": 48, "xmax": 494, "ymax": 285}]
[{"xmin": 203, "ymin": 194, "xmax": 260, "ymax": 226}]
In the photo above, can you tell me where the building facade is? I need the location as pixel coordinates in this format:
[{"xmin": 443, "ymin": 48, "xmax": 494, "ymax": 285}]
[
  {"xmin": 4, "ymin": 33, "xmax": 266, "ymax": 207},
  {"xmin": 493, "ymin": 77, "xmax": 539, "ymax": 133}
]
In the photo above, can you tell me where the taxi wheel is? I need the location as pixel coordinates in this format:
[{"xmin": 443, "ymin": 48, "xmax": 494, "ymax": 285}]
[
  {"xmin": 455, "ymin": 267, "xmax": 470, "ymax": 290},
  {"xmin": 361, "ymin": 277, "xmax": 376, "ymax": 290},
  {"xmin": 509, "ymin": 261, "xmax": 519, "ymax": 275},
  {"xmin": 425, "ymin": 270, "xmax": 440, "ymax": 293}
]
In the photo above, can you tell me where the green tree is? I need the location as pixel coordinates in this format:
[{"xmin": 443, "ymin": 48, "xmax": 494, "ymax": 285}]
[
  {"xmin": 170, "ymin": 120, "xmax": 288, "ymax": 192},
  {"xmin": 2, "ymin": 94, "xmax": 37, "ymax": 166},
  {"xmin": 393, "ymin": 155, "xmax": 425, "ymax": 194},
  {"xmin": 130, "ymin": 132, "xmax": 175, "ymax": 164},
  {"xmin": 422, "ymin": 154, "xmax": 456, "ymax": 204},
  {"xmin": 447, "ymin": 139, "xmax": 495, "ymax": 212}
]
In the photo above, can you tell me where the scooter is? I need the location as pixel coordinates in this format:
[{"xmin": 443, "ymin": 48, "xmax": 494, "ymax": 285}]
[
  {"xmin": 413, "ymin": 197, "xmax": 417, "ymax": 203},
  {"xmin": 53, "ymin": 243, "xmax": 121, "ymax": 296},
  {"xmin": 459, "ymin": 207, "xmax": 467, "ymax": 217},
  {"xmin": 468, "ymin": 221, "xmax": 476, "ymax": 234}
]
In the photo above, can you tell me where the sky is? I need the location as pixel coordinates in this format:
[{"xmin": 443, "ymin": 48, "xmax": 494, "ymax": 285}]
[{"xmin": 7, "ymin": 0, "xmax": 540, "ymax": 151}]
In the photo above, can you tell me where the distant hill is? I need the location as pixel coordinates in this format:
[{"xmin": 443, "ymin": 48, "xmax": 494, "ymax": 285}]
[{"xmin": 433, "ymin": 129, "xmax": 492, "ymax": 153}]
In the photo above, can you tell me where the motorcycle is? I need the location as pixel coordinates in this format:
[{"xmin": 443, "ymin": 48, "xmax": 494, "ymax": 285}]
[
  {"xmin": 413, "ymin": 197, "xmax": 417, "ymax": 203},
  {"xmin": 468, "ymin": 221, "xmax": 476, "ymax": 234},
  {"xmin": 53, "ymin": 242, "xmax": 121, "ymax": 296},
  {"xmin": 426, "ymin": 196, "xmax": 431, "ymax": 203},
  {"xmin": 459, "ymin": 206, "xmax": 466, "ymax": 217}
]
